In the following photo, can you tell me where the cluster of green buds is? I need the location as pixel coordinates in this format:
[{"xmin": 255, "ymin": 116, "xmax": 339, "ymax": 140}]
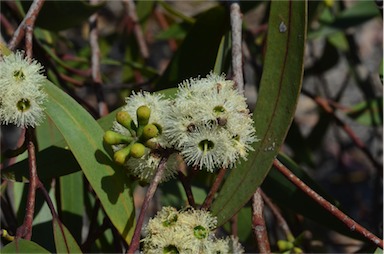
[{"xmin": 104, "ymin": 106, "xmax": 160, "ymax": 165}]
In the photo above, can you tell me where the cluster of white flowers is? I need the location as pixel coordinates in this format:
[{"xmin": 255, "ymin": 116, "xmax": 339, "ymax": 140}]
[
  {"xmin": 105, "ymin": 73, "xmax": 256, "ymax": 183},
  {"xmin": 164, "ymin": 73, "xmax": 257, "ymax": 172},
  {"xmin": 143, "ymin": 206, "xmax": 244, "ymax": 254},
  {"xmin": 0, "ymin": 51, "xmax": 47, "ymax": 128}
]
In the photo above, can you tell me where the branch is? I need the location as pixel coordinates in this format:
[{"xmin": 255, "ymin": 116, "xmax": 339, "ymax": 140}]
[
  {"xmin": 273, "ymin": 158, "xmax": 383, "ymax": 249},
  {"xmin": 201, "ymin": 167, "xmax": 227, "ymax": 210},
  {"xmin": 260, "ymin": 189, "xmax": 294, "ymax": 241},
  {"xmin": 15, "ymin": 129, "xmax": 38, "ymax": 240},
  {"xmin": 89, "ymin": 0, "xmax": 108, "ymax": 117},
  {"xmin": 302, "ymin": 90, "xmax": 382, "ymax": 176},
  {"xmin": 252, "ymin": 188, "xmax": 271, "ymax": 254},
  {"xmin": 127, "ymin": 155, "xmax": 169, "ymax": 253},
  {"xmin": 123, "ymin": 0, "xmax": 149, "ymax": 59},
  {"xmin": 230, "ymin": 2, "xmax": 244, "ymax": 93},
  {"xmin": 178, "ymin": 171, "xmax": 196, "ymax": 208},
  {"xmin": 8, "ymin": 0, "xmax": 45, "ymax": 55}
]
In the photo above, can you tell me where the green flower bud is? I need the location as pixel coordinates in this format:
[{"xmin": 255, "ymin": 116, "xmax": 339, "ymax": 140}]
[
  {"xmin": 142, "ymin": 124, "xmax": 159, "ymax": 141},
  {"xmin": 116, "ymin": 111, "xmax": 136, "ymax": 132},
  {"xmin": 104, "ymin": 130, "xmax": 133, "ymax": 145},
  {"xmin": 143, "ymin": 139, "xmax": 159, "ymax": 149},
  {"xmin": 136, "ymin": 105, "xmax": 151, "ymax": 126},
  {"xmin": 130, "ymin": 142, "xmax": 146, "ymax": 158},
  {"xmin": 114, "ymin": 145, "xmax": 132, "ymax": 165},
  {"xmin": 293, "ymin": 247, "xmax": 303, "ymax": 253},
  {"xmin": 277, "ymin": 240, "xmax": 294, "ymax": 251}
]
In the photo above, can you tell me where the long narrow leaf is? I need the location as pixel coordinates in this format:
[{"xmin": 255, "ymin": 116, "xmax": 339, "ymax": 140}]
[{"xmin": 211, "ymin": 0, "xmax": 307, "ymax": 225}]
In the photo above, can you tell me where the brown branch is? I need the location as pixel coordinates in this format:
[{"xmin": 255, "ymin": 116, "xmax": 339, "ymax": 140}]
[
  {"xmin": 201, "ymin": 167, "xmax": 227, "ymax": 210},
  {"xmin": 127, "ymin": 155, "xmax": 169, "ymax": 254},
  {"xmin": 178, "ymin": 171, "xmax": 196, "ymax": 208},
  {"xmin": 123, "ymin": 0, "xmax": 149, "ymax": 59},
  {"xmin": 15, "ymin": 129, "xmax": 38, "ymax": 240},
  {"xmin": 260, "ymin": 189, "xmax": 294, "ymax": 242},
  {"xmin": 273, "ymin": 158, "xmax": 384, "ymax": 249},
  {"xmin": 89, "ymin": 0, "xmax": 108, "ymax": 117},
  {"xmin": 8, "ymin": 0, "xmax": 45, "ymax": 52},
  {"xmin": 302, "ymin": 90, "xmax": 383, "ymax": 176},
  {"xmin": 0, "ymin": 14, "xmax": 16, "ymax": 37},
  {"xmin": 252, "ymin": 188, "xmax": 271, "ymax": 254},
  {"xmin": 153, "ymin": 6, "xmax": 177, "ymax": 52},
  {"xmin": 230, "ymin": 2, "xmax": 244, "ymax": 93}
]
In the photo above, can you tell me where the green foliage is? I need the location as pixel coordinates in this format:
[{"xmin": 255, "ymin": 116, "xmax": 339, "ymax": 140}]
[{"xmin": 1, "ymin": 0, "xmax": 382, "ymax": 253}]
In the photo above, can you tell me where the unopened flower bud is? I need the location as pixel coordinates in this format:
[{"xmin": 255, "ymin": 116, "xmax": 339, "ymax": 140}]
[
  {"xmin": 116, "ymin": 111, "xmax": 136, "ymax": 132},
  {"xmin": 277, "ymin": 240, "xmax": 294, "ymax": 251},
  {"xmin": 136, "ymin": 105, "xmax": 151, "ymax": 126},
  {"xmin": 103, "ymin": 130, "xmax": 133, "ymax": 145},
  {"xmin": 114, "ymin": 145, "xmax": 132, "ymax": 165},
  {"xmin": 130, "ymin": 142, "xmax": 146, "ymax": 158},
  {"xmin": 142, "ymin": 124, "xmax": 159, "ymax": 141}
]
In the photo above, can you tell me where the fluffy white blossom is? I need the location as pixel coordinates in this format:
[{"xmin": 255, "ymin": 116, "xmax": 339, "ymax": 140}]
[
  {"xmin": 0, "ymin": 51, "xmax": 47, "ymax": 128},
  {"xmin": 164, "ymin": 73, "xmax": 257, "ymax": 171},
  {"xmin": 143, "ymin": 206, "xmax": 244, "ymax": 254}
]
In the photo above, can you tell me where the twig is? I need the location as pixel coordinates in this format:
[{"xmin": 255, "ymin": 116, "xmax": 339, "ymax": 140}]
[
  {"xmin": 37, "ymin": 179, "xmax": 71, "ymax": 253},
  {"xmin": 153, "ymin": 6, "xmax": 177, "ymax": 52},
  {"xmin": 15, "ymin": 129, "xmax": 37, "ymax": 240},
  {"xmin": 302, "ymin": 90, "xmax": 383, "ymax": 176},
  {"xmin": 178, "ymin": 171, "xmax": 196, "ymax": 208},
  {"xmin": 89, "ymin": 0, "xmax": 108, "ymax": 117},
  {"xmin": 230, "ymin": 213, "xmax": 238, "ymax": 237},
  {"xmin": 201, "ymin": 167, "xmax": 227, "ymax": 210},
  {"xmin": 127, "ymin": 155, "xmax": 169, "ymax": 253},
  {"xmin": 123, "ymin": 0, "xmax": 149, "ymax": 59},
  {"xmin": 252, "ymin": 188, "xmax": 271, "ymax": 254},
  {"xmin": 273, "ymin": 158, "xmax": 384, "ymax": 249},
  {"xmin": 0, "ymin": 14, "xmax": 15, "ymax": 37},
  {"xmin": 230, "ymin": 2, "xmax": 244, "ymax": 94},
  {"xmin": 260, "ymin": 189, "xmax": 294, "ymax": 242},
  {"xmin": 8, "ymin": 0, "xmax": 45, "ymax": 52}
]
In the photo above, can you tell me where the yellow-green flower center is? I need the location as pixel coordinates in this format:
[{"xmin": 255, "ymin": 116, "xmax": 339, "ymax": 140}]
[
  {"xmin": 193, "ymin": 225, "xmax": 208, "ymax": 239},
  {"xmin": 162, "ymin": 213, "xmax": 178, "ymax": 227},
  {"xmin": 17, "ymin": 98, "xmax": 31, "ymax": 112},
  {"xmin": 163, "ymin": 245, "xmax": 179, "ymax": 254},
  {"xmin": 13, "ymin": 69, "xmax": 25, "ymax": 81},
  {"xmin": 198, "ymin": 139, "xmax": 214, "ymax": 154}
]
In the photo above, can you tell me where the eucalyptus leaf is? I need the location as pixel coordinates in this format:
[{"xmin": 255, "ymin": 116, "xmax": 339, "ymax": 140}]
[
  {"xmin": 211, "ymin": 0, "xmax": 307, "ymax": 226},
  {"xmin": 42, "ymin": 80, "xmax": 135, "ymax": 244}
]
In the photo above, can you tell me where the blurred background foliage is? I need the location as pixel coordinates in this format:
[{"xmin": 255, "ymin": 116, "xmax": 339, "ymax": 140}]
[{"xmin": 0, "ymin": 0, "xmax": 382, "ymax": 253}]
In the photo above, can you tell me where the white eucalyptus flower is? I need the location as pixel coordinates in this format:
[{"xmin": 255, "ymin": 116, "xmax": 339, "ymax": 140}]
[
  {"xmin": 164, "ymin": 73, "xmax": 257, "ymax": 171},
  {"xmin": 0, "ymin": 51, "xmax": 47, "ymax": 128}
]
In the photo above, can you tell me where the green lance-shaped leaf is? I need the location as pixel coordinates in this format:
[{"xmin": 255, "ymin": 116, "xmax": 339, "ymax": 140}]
[
  {"xmin": 42, "ymin": 80, "xmax": 135, "ymax": 244},
  {"xmin": 53, "ymin": 217, "xmax": 82, "ymax": 253},
  {"xmin": 211, "ymin": 0, "xmax": 307, "ymax": 226},
  {"xmin": 1, "ymin": 239, "xmax": 50, "ymax": 253}
]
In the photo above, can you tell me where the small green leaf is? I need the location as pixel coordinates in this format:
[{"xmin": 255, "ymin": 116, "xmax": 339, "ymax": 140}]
[
  {"xmin": 346, "ymin": 97, "xmax": 383, "ymax": 126},
  {"xmin": 213, "ymin": 32, "xmax": 232, "ymax": 75},
  {"xmin": 211, "ymin": 0, "xmax": 307, "ymax": 226},
  {"xmin": 1, "ymin": 239, "xmax": 50, "ymax": 253},
  {"xmin": 53, "ymin": 217, "xmax": 82, "ymax": 253}
]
